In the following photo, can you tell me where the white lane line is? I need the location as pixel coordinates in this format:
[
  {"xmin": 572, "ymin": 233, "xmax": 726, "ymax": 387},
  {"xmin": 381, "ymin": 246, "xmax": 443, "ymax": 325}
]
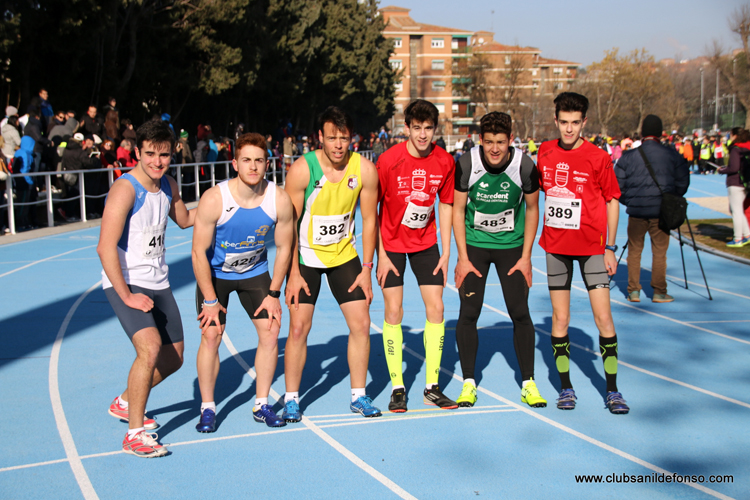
[
  {"xmin": 371, "ymin": 322, "xmax": 734, "ymax": 500},
  {"xmin": 445, "ymin": 283, "xmax": 750, "ymax": 410},
  {"xmin": 0, "ymin": 458, "xmax": 70, "ymax": 473},
  {"xmin": 688, "ymin": 320, "xmax": 750, "ymax": 324},
  {"xmin": 0, "ymin": 244, "xmax": 97, "ymax": 279},
  {"xmin": 222, "ymin": 332, "xmax": 417, "ymax": 500},
  {"xmin": 639, "ymin": 265, "xmax": 750, "ymax": 301},
  {"xmin": 688, "ymin": 188, "xmax": 722, "ymax": 196},
  {"xmin": 49, "ymin": 282, "xmax": 101, "ymax": 500},
  {"xmin": 531, "ymin": 265, "xmax": 750, "ymax": 346}
]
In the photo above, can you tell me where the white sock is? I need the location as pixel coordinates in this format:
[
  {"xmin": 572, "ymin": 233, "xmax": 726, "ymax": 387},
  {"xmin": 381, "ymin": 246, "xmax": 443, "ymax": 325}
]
[
  {"xmin": 254, "ymin": 397, "xmax": 268, "ymax": 409},
  {"xmin": 117, "ymin": 395, "xmax": 128, "ymax": 409},
  {"xmin": 127, "ymin": 427, "xmax": 144, "ymax": 439},
  {"xmin": 285, "ymin": 392, "xmax": 299, "ymax": 404},
  {"xmin": 464, "ymin": 378, "xmax": 476, "ymax": 388},
  {"xmin": 391, "ymin": 385, "xmax": 405, "ymax": 393},
  {"xmin": 522, "ymin": 378, "xmax": 533, "ymax": 388},
  {"xmin": 425, "ymin": 383, "xmax": 437, "ymax": 390},
  {"xmin": 201, "ymin": 402, "xmax": 216, "ymax": 413},
  {"xmin": 351, "ymin": 388, "xmax": 366, "ymax": 402}
]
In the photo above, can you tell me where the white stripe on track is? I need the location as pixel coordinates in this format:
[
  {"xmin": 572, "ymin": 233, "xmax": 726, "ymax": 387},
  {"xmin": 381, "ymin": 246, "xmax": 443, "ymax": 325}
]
[
  {"xmin": 370, "ymin": 322, "xmax": 734, "ymax": 500},
  {"xmin": 222, "ymin": 332, "xmax": 417, "ymax": 500},
  {"xmin": 49, "ymin": 281, "xmax": 101, "ymax": 500},
  {"xmin": 0, "ymin": 244, "xmax": 97, "ymax": 279},
  {"xmin": 531, "ymin": 266, "xmax": 750, "ymax": 346}
]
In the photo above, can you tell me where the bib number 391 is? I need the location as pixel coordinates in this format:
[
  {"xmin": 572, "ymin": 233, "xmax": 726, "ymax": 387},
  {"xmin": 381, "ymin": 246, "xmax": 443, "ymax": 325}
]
[
  {"xmin": 142, "ymin": 223, "xmax": 167, "ymax": 259},
  {"xmin": 401, "ymin": 202, "xmax": 433, "ymax": 229},
  {"xmin": 312, "ymin": 213, "xmax": 350, "ymax": 246},
  {"xmin": 474, "ymin": 208, "xmax": 514, "ymax": 233},
  {"xmin": 544, "ymin": 197, "xmax": 581, "ymax": 230}
]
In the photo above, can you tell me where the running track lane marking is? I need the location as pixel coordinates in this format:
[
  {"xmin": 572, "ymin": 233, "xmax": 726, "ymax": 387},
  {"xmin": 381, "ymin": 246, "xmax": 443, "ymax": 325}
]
[
  {"xmin": 49, "ymin": 281, "xmax": 101, "ymax": 500},
  {"xmin": 0, "ymin": 244, "xmax": 97, "ymax": 279},
  {"xmin": 531, "ymin": 265, "xmax": 750, "ymax": 346},
  {"xmin": 444, "ymin": 283, "xmax": 750, "ymax": 410},
  {"xmin": 369, "ymin": 322, "xmax": 735, "ymax": 500},
  {"xmin": 221, "ymin": 332, "xmax": 418, "ymax": 500}
]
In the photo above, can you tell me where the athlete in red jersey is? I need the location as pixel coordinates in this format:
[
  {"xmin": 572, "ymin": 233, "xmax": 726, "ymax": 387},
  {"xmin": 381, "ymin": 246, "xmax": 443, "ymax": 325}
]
[
  {"xmin": 375, "ymin": 99, "xmax": 457, "ymax": 412},
  {"xmin": 537, "ymin": 92, "xmax": 629, "ymax": 415}
]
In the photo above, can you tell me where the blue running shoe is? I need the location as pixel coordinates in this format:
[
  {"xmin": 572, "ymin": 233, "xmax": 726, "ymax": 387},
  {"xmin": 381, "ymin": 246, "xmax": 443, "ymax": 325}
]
[
  {"xmin": 253, "ymin": 404, "xmax": 287, "ymax": 427},
  {"xmin": 556, "ymin": 389, "xmax": 577, "ymax": 410},
  {"xmin": 195, "ymin": 408, "xmax": 216, "ymax": 433},
  {"xmin": 605, "ymin": 392, "xmax": 630, "ymax": 414},
  {"xmin": 282, "ymin": 400, "xmax": 302, "ymax": 423},
  {"xmin": 350, "ymin": 396, "xmax": 382, "ymax": 418}
]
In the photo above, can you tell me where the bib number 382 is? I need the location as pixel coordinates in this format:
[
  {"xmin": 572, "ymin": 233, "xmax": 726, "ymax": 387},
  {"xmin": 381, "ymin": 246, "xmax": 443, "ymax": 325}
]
[
  {"xmin": 544, "ymin": 197, "xmax": 581, "ymax": 230},
  {"xmin": 142, "ymin": 223, "xmax": 167, "ymax": 259},
  {"xmin": 312, "ymin": 213, "xmax": 350, "ymax": 246},
  {"xmin": 401, "ymin": 202, "xmax": 433, "ymax": 229}
]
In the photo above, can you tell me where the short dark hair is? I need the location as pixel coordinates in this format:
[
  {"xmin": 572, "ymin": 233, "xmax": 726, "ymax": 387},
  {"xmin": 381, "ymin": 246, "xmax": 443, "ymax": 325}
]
[
  {"xmin": 7, "ymin": 115, "xmax": 18, "ymax": 127},
  {"xmin": 554, "ymin": 92, "xmax": 589, "ymax": 118},
  {"xmin": 318, "ymin": 106, "xmax": 354, "ymax": 136},
  {"xmin": 731, "ymin": 126, "xmax": 743, "ymax": 137},
  {"xmin": 236, "ymin": 132, "xmax": 268, "ymax": 159},
  {"xmin": 736, "ymin": 129, "xmax": 750, "ymax": 143},
  {"xmin": 405, "ymin": 99, "xmax": 439, "ymax": 127},
  {"xmin": 136, "ymin": 119, "xmax": 175, "ymax": 151},
  {"xmin": 480, "ymin": 112, "xmax": 512, "ymax": 138}
]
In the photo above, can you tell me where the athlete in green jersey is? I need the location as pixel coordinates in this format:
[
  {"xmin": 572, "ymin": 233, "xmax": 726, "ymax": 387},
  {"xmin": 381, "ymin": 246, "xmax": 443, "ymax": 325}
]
[{"xmin": 453, "ymin": 112, "xmax": 547, "ymax": 408}]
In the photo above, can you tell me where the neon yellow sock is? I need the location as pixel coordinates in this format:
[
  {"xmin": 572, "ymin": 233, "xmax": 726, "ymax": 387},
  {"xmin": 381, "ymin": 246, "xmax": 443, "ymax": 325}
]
[
  {"xmin": 424, "ymin": 319, "xmax": 445, "ymax": 386},
  {"xmin": 382, "ymin": 321, "xmax": 404, "ymax": 388}
]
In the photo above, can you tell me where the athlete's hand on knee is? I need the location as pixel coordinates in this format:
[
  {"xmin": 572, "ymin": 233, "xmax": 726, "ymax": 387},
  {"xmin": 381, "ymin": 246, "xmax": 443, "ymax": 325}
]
[
  {"xmin": 286, "ymin": 272, "xmax": 310, "ymax": 311},
  {"xmin": 434, "ymin": 253, "xmax": 451, "ymax": 287},
  {"xmin": 454, "ymin": 258, "xmax": 482, "ymax": 289},
  {"xmin": 349, "ymin": 270, "xmax": 373, "ymax": 305},
  {"xmin": 604, "ymin": 251, "xmax": 618, "ymax": 276},
  {"xmin": 198, "ymin": 302, "xmax": 226, "ymax": 333},
  {"xmin": 376, "ymin": 253, "xmax": 398, "ymax": 288},
  {"xmin": 255, "ymin": 296, "xmax": 282, "ymax": 330},
  {"xmin": 124, "ymin": 292, "xmax": 154, "ymax": 313},
  {"xmin": 508, "ymin": 256, "xmax": 533, "ymax": 287}
]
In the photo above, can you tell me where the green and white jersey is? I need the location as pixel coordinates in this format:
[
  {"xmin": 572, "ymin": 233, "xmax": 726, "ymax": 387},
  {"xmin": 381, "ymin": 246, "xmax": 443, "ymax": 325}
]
[{"xmin": 458, "ymin": 146, "xmax": 537, "ymax": 249}]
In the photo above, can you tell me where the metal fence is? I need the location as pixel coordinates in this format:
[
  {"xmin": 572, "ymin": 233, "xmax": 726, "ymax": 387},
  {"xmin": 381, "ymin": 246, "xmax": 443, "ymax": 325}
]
[{"xmin": 2, "ymin": 150, "xmax": 373, "ymax": 236}]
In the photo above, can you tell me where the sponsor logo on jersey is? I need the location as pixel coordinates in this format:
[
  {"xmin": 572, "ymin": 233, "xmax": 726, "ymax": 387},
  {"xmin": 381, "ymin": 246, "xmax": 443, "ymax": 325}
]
[
  {"xmin": 500, "ymin": 181, "xmax": 510, "ymax": 190},
  {"xmin": 397, "ymin": 190, "xmax": 410, "ymax": 195},
  {"xmin": 314, "ymin": 180, "xmax": 322, "ymax": 189},
  {"xmin": 476, "ymin": 192, "xmax": 509, "ymax": 202},
  {"xmin": 255, "ymin": 225, "xmax": 270, "ymax": 236},
  {"xmin": 429, "ymin": 179, "xmax": 441, "ymax": 185},
  {"xmin": 347, "ymin": 175, "xmax": 358, "ymax": 190},
  {"xmin": 398, "ymin": 180, "xmax": 407, "ymax": 189},
  {"xmin": 573, "ymin": 170, "xmax": 589, "ymax": 176},
  {"xmin": 479, "ymin": 181, "xmax": 489, "ymax": 190},
  {"xmin": 226, "ymin": 206, "xmax": 235, "ymax": 213},
  {"xmin": 221, "ymin": 236, "xmax": 263, "ymax": 249},
  {"xmin": 429, "ymin": 174, "xmax": 443, "ymax": 178},
  {"xmin": 573, "ymin": 177, "xmax": 587, "ymax": 183}
]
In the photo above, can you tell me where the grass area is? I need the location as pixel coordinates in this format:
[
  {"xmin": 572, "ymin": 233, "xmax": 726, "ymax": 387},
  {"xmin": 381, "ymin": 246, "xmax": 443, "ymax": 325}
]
[{"xmin": 678, "ymin": 218, "xmax": 750, "ymax": 259}]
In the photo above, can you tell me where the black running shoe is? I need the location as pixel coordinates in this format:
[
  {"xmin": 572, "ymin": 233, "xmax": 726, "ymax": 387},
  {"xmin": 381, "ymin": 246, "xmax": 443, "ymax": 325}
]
[
  {"xmin": 423, "ymin": 385, "xmax": 458, "ymax": 409},
  {"xmin": 388, "ymin": 388, "xmax": 408, "ymax": 413}
]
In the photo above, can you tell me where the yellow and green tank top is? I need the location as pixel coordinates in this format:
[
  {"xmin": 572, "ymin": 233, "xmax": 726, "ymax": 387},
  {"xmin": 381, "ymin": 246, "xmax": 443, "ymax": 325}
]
[{"xmin": 298, "ymin": 151, "xmax": 361, "ymax": 268}]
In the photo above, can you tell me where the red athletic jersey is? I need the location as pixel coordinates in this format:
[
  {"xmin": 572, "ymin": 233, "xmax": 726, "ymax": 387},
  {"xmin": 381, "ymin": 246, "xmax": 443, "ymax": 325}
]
[
  {"xmin": 376, "ymin": 142, "xmax": 455, "ymax": 253},
  {"xmin": 537, "ymin": 139, "xmax": 620, "ymax": 255}
]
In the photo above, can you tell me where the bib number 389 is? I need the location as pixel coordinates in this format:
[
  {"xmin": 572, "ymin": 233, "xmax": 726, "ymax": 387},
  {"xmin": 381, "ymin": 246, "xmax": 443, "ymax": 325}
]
[
  {"xmin": 401, "ymin": 202, "xmax": 433, "ymax": 229},
  {"xmin": 544, "ymin": 197, "xmax": 581, "ymax": 230},
  {"xmin": 312, "ymin": 213, "xmax": 350, "ymax": 246}
]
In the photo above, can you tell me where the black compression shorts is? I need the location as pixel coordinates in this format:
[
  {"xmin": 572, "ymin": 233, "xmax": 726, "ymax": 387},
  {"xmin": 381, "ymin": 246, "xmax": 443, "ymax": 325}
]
[
  {"xmin": 382, "ymin": 244, "xmax": 444, "ymax": 289},
  {"xmin": 292, "ymin": 256, "xmax": 366, "ymax": 305}
]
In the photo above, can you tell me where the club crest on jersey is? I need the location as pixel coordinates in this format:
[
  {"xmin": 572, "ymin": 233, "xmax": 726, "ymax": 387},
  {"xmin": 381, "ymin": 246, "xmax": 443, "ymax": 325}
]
[
  {"xmin": 347, "ymin": 175, "xmax": 358, "ymax": 190},
  {"xmin": 500, "ymin": 181, "xmax": 510, "ymax": 190},
  {"xmin": 255, "ymin": 225, "xmax": 270, "ymax": 236},
  {"xmin": 412, "ymin": 169, "xmax": 426, "ymax": 191}
]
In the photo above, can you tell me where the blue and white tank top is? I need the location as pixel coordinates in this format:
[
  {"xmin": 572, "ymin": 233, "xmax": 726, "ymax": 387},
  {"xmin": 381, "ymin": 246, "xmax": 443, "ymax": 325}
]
[
  {"xmin": 207, "ymin": 180, "xmax": 277, "ymax": 280},
  {"xmin": 101, "ymin": 173, "xmax": 172, "ymax": 290}
]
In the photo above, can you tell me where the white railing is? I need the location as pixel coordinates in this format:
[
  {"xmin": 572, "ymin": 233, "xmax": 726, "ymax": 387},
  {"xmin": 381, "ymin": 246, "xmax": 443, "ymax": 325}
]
[{"xmin": 2, "ymin": 150, "xmax": 374, "ymax": 235}]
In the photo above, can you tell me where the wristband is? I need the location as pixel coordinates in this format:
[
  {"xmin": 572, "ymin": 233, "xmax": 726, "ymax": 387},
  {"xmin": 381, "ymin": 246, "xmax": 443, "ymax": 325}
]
[
  {"xmin": 202, "ymin": 298, "xmax": 219, "ymax": 308},
  {"xmin": 362, "ymin": 262, "xmax": 373, "ymax": 269},
  {"xmin": 267, "ymin": 290, "xmax": 281, "ymax": 298},
  {"xmin": 605, "ymin": 245, "xmax": 618, "ymax": 253}
]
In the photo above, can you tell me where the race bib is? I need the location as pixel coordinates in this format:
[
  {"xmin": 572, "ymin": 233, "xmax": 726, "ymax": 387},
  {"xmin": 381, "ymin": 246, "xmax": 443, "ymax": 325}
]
[
  {"xmin": 142, "ymin": 223, "xmax": 166, "ymax": 259},
  {"xmin": 222, "ymin": 247, "xmax": 264, "ymax": 274},
  {"xmin": 401, "ymin": 202, "xmax": 433, "ymax": 229},
  {"xmin": 474, "ymin": 208, "xmax": 514, "ymax": 233},
  {"xmin": 544, "ymin": 196, "xmax": 581, "ymax": 230},
  {"xmin": 312, "ymin": 213, "xmax": 350, "ymax": 246}
]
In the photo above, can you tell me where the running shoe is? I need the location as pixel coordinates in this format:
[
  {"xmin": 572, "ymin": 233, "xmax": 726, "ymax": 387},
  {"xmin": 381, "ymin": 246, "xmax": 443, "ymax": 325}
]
[
  {"xmin": 742, "ymin": 236, "xmax": 750, "ymax": 247},
  {"xmin": 556, "ymin": 388, "xmax": 577, "ymax": 410},
  {"xmin": 652, "ymin": 293, "xmax": 674, "ymax": 303},
  {"xmin": 350, "ymin": 396, "xmax": 382, "ymax": 417},
  {"xmin": 456, "ymin": 382, "xmax": 477, "ymax": 408},
  {"xmin": 423, "ymin": 385, "xmax": 458, "ymax": 409},
  {"xmin": 521, "ymin": 379, "xmax": 547, "ymax": 408},
  {"xmin": 726, "ymin": 239, "xmax": 744, "ymax": 248},
  {"xmin": 253, "ymin": 404, "xmax": 287, "ymax": 427},
  {"xmin": 195, "ymin": 408, "xmax": 216, "ymax": 433},
  {"xmin": 108, "ymin": 397, "xmax": 158, "ymax": 430},
  {"xmin": 388, "ymin": 388, "xmax": 408, "ymax": 413},
  {"xmin": 122, "ymin": 431, "xmax": 167, "ymax": 458},
  {"xmin": 282, "ymin": 400, "xmax": 302, "ymax": 423},
  {"xmin": 605, "ymin": 391, "xmax": 630, "ymax": 414},
  {"xmin": 627, "ymin": 291, "xmax": 641, "ymax": 302}
]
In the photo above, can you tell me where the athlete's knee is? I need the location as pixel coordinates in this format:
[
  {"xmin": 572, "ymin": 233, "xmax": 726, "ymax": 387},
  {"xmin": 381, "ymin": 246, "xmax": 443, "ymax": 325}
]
[
  {"xmin": 288, "ymin": 320, "xmax": 311, "ymax": 344},
  {"xmin": 425, "ymin": 301, "xmax": 444, "ymax": 324},
  {"xmin": 200, "ymin": 328, "xmax": 223, "ymax": 349},
  {"xmin": 384, "ymin": 306, "xmax": 403, "ymax": 325},
  {"xmin": 551, "ymin": 309, "xmax": 570, "ymax": 329},
  {"xmin": 593, "ymin": 311, "xmax": 615, "ymax": 333}
]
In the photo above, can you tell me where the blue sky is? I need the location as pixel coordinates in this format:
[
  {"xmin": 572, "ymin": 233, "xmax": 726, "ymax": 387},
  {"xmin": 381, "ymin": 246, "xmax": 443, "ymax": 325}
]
[{"xmin": 381, "ymin": 0, "xmax": 745, "ymax": 66}]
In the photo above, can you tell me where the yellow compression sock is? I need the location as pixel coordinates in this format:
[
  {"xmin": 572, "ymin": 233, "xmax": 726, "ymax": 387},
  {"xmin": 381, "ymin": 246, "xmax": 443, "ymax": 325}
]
[
  {"xmin": 382, "ymin": 321, "xmax": 404, "ymax": 388},
  {"xmin": 424, "ymin": 319, "xmax": 445, "ymax": 387}
]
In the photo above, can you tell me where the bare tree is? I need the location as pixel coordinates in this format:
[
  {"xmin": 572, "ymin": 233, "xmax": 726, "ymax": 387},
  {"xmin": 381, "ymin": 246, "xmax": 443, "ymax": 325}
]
[
  {"xmin": 710, "ymin": 4, "xmax": 750, "ymax": 128},
  {"xmin": 453, "ymin": 52, "xmax": 492, "ymax": 116},
  {"xmin": 578, "ymin": 49, "xmax": 627, "ymax": 136}
]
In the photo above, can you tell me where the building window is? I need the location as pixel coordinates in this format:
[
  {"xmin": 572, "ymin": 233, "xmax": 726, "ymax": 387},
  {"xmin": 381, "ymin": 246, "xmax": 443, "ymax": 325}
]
[
  {"xmin": 435, "ymin": 103, "xmax": 445, "ymax": 113},
  {"xmin": 432, "ymin": 80, "xmax": 446, "ymax": 91},
  {"xmin": 452, "ymin": 103, "xmax": 459, "ymax": 113},
  {"xmin": 390, "ymin": 59, "xmax": 402, "ymax": 70},
  {"xmin": 432, "ymin": 59, "xmax": 445, "ymax": 70},
  {"xmin": 451, "ymin": 39, "xmax": 459, "ymax": 49},
  {"xmin": 532, "ymin": 69, "xmax": 537, "ymax": 76},
  {"xmin": 505, "ymin": 56, "xmax": 511, "ymax": 65},
  {"xmin": 393, "ymin": 38, "xmax": 402, "ymax": 48},
  {"xmin": 395, "ymin": 82, "xmax": 403, "ymax": 92},
  {"xmin": 553, "ymin": 67, "xmax": 563, "ymax": 74},
  {"xmin": 431, "ymin": 38, "xmax": 444, "ymax": 48}
]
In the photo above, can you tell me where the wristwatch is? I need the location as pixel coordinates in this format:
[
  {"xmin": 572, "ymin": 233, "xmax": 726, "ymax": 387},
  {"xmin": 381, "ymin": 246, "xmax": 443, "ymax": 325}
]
[
  {"xmin": 605, "ymin": 245, "xmax": 618, "ymax": 253},
  {"xmin": 267, "ymin": 290, "xmax": 281, "ymax": 298}
]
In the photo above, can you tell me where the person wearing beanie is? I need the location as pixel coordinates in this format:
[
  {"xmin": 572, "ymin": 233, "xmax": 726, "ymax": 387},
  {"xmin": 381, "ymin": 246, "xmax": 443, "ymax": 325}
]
[{"xmin": 614, "ymin": 114, "xmax": 690, "ymax": 303}]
